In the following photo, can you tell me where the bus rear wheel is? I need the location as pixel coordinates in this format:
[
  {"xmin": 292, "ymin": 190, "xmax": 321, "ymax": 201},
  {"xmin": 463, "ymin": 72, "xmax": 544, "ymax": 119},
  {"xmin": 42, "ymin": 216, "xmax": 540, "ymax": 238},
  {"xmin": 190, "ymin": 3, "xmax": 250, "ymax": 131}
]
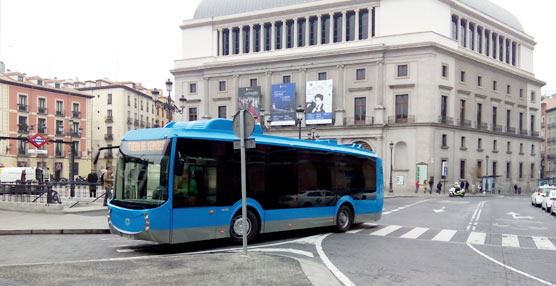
[
  {"xmin": 230, "ymin": 210, "xmax": 259, "ymax": 243},
  {"xmin": 335, "ymin": 205, "xmax": 353, "ymax": 232}
]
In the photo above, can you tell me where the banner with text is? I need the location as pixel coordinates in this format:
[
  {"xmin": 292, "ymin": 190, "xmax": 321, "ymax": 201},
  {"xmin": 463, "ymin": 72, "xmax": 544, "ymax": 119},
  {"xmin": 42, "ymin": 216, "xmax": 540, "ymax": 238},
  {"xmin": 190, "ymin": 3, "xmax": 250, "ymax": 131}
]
[
  {"xmin": 271, "ymin": 83, "xmax": 296, "ymax": 126},
  {"xmin": 238, "ymin": 86, "xmax": 261, "ymax": 123},
  {"xmin": 305, "ymin": 80, "xmax": 333, "ymax": 125}
]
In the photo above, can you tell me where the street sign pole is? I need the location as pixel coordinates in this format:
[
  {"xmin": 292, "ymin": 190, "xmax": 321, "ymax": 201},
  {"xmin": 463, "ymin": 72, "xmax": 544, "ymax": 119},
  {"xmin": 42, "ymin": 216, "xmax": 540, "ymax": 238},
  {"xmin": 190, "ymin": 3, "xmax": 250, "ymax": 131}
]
[{"xmin": 240, "ymin": 110, "xmax": 248, "ymax": 256}]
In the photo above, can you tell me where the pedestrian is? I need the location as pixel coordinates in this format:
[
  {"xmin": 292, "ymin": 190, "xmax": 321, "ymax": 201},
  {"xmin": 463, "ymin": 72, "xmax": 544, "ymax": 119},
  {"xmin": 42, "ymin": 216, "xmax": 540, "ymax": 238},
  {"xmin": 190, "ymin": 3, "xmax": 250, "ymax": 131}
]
[
  {"xmin": 513, "ymin": 184, "xmax": 518, "ymax": 194},
  {"xmin": 415, "ymin": 180, "xmax": 419, "ymax": 193},
  {"xmin": 436, "ymin": 181, "xmax": 442, "ymax": 194},
  {"xmin": 428, "ymin": 177, "xmax": 434, "ymax": 194},
  {"xmin": 423, "ymin": 180, "xmax": 428, "ymax": 194},
  {"xmin": 20, "ymin": 169, "xmax": 26, "ymax": 183},
  {"xmin": 465, "ymin": 181, "xmax": 469, "ymax": 192},
  {"xmin": 87, "ymin": 169, "xmax": 98, "ymax": 198},
  {"xmin": 478, "ymin": 183, "xmax": 483, "ymax": 193},
  {"xmin": 103, "ymin": 167, "xmax": 114, "ymax": 206},
  {"xmin": 44, "ymin": 167, "xmax": 51, "ymax": 182}
]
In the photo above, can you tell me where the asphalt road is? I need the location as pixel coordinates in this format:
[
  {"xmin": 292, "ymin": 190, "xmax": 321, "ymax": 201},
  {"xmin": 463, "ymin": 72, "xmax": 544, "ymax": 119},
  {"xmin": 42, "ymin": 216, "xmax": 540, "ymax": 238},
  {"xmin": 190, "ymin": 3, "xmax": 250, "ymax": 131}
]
[{"xmin": 0, "ymin": 195, "xmax": 555, "ymax": 285}]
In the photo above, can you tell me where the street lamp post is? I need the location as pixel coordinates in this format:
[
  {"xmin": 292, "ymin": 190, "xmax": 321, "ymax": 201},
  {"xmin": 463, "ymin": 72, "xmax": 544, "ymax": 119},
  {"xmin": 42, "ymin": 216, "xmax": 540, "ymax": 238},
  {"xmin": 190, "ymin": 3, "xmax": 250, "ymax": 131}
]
[
  {"xmin": 389, "ymin": 141, "xmax": 394, "ymax": 193},
  {"xmin": 68, "ymin": 119, "xmax": 83, "ymax": 197},
  {"xmin": 295, "ymin": 105, "xmax": 304, "ymax": 139},
  {"xmin": 155, "ymin": 79, "xmax": 187, "ymax": 124},
  {"xmin": 485, "ymin": 155, "xmax": 489, "ymax": 192}
]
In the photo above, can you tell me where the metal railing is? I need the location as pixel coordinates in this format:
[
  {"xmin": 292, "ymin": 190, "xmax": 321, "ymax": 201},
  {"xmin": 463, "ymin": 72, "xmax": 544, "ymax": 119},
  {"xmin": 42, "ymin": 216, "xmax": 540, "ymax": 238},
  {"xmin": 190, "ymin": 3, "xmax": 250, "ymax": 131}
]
[
  {"xmin": 493, "ymin": 125, "xmax": 503, "ymax": 132},
  {"xmin": 531, "ymin": 131, "xmax": 539, "ymax": 137},
  {"xmin": 38, "ymin": 107, "xmax": 47, "ymax": 114},
  {"xmin": 344, "ymin": 116, "xmax": 375, "ymax": 126},
  {"xmin": 56, "ymin": 111, "xmax": 64, "ymax": 117},
  {"xmin": 476, "ymin": 122, "xmax": 488, "ymax": 130},
  {"xmin": 72, "ymin": 111, "xmax": 81, "ymax": 118},
  {"xmin": 506, "ymin": 126, "xmax": 516, "ymax": 134},
  {"xmin": 105, "ymin": 116, "xmax": 114, "ymax": 123},
  {"xmin": 387, "ymin": 115, "xmax": 415, "ymax": 124},
  {"xmin": 18, "ymin": 104, "xmax": 28, "ymax": 112},
  {"xmin": 519, "ymin": 129, "xmax": 529, "ymax": 136},
  {"xmin": 457, "ymin": 119, "xmax": 472, "ymax": 128},
  {"xmin": 437, "ymin": 116, "xmax": 454, "ymax": 125},
  {"xmin": 17, "ymin": 124, "xmax": 29, "ymax": 133}
]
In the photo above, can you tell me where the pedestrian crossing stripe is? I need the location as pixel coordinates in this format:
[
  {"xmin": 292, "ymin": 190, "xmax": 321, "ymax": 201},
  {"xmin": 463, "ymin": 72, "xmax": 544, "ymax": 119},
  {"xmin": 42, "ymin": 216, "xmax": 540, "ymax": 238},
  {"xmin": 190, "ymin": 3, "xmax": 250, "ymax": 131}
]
[{"xmin": 351, "ymin": 225, "xmax": 556, "ymax": 251}]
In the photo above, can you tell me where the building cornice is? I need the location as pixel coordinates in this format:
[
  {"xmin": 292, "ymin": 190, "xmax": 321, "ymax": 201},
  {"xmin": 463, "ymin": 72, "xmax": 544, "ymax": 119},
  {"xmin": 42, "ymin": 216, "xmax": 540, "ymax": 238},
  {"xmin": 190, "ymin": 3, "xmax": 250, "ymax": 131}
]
[
  {"xmin": 0, "ymin": 78, "xmax": 93, "ymax": 99},
  {"xmin": 77, "ymin": 85, "xmax": 153, "ymax": 100}
]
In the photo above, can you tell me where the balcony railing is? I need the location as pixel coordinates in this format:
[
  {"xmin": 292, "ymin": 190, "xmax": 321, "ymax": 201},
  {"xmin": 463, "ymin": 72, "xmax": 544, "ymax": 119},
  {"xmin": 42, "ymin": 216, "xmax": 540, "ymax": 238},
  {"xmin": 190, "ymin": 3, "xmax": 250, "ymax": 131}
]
[
  {"xmin": 344, "ymin": 116, "xmax": 375, "ymax": 126},
  {"xmin": 37, "ymin": 128, "xmax": 46, "ymax": 134},
  {"xmin": 17, "ymin": 124, "xmax": 29, "ymax": 133},
  {"xmin": 70, "ymin": 131, "xmax": 81, "ymax": 138},
  {"xmin": 457, "ymin": 119, "xmax": 472, "ymax": 128},
  {"xmin": 493, "ymin": 125, "xmax": 503, "ymax": 132},
  {"xmin": 532, "ymin": 131, "xmax": 539, "ymax": 137},
  {"xmin": 548, "ymin": 123, "xmax": 556, "ymax": 129},
  {"xmin": 140, "ymin": 121, "xmax": 145, "ymax": 127},
  {"xmin": 387, "ymin": 115, "xmax": 415, "ymax": 124},
  {"xmin": 104, "ymin": 133, "xmax": 114, "ymax": 141},
  {"xmin": 476, "ymin": 122, "xmax": 488, "ymax": 130},
  {"xmin": 506, "ymin": 126, "xmax": 516, "ymax": 134},
  {"xmin": 18, "ymin": 104, "xmax": 28, "ymax": 112},
  {"xmin": 55, "ymin": 111, "xmax": 64, "ymax": 117},
  {"xmin": 547, "ymin": 154, "xmax": 556, "ymax": 160},
  {"xmin": 105, "ymin": 116, "xmax": 114, "ymax": 123},
  {"xmin": 437, "ymin": 116, "xmax": 454, "ymax": 125},
  {"xmin": 519, "ymin": 129, "xmax": 529, "ymax": 136},
  {"xmin": 134, "ymin": 119, "xmax": 139, "ymax": 126},
  {"xmin": 55, "ymin": 129, "xmax": 64, "ymax": 136},
  {"xmin": 38, "ymin": 107, "xmax": 47, "ymax": 114},
  {"xmin": 127, "ymin": 117, "xmax": 132, "ymax": 124},
  {"xmin": 72, "ymin": 111, "xmax": 81, "ymax": 118}
]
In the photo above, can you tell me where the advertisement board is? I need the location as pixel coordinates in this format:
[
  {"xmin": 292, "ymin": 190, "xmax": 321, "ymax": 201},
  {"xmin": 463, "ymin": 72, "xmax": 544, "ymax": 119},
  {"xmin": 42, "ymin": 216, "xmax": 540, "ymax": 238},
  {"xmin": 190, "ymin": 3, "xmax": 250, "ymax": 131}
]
[
  {"xmin": 238, "ymin": 86, "xmax": 261, "ymax": 123},
  {"xmin": 305, "ymin": 80, "xmax": 333, "ymax": 124},
  {"xmin": 271, "ymin": 83, "xmax": 296, "ymax": 126}
]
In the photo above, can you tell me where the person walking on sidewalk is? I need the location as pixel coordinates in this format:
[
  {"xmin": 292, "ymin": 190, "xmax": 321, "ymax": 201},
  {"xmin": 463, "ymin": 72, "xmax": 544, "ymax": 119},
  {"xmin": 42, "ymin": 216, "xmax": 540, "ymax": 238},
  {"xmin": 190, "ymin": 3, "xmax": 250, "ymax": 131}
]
[
  {"xmin": 103, "ymin": 167, "xmax": 114, "ymax": 206},
  {"xmin": 415, "ymin": 180, "xmax": 419, "ymax": 193},
  {"xmin": 428, "ymin": 177, "xmax": 434, "ymax": 194},
  {"xmin": 514, "ymin": 184, "xmax": 518, "ymax": 194},
  {"xmin": 423, "ymin": 180, "xmax": 428, "ymax": 194},
  {"xmin": 87, "ymin": 169, "xmax": 98, "ymax": 198},
  {"xmin": 436, "ymin": 182, "xmax": 442, "ymax": 194}
]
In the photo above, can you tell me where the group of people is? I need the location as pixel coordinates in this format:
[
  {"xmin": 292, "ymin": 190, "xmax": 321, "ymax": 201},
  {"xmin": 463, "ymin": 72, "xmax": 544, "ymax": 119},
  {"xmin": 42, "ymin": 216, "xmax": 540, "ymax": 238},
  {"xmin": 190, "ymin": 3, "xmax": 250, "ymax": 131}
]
[
  {"xmin": 86, "ymin": 167, "xmax": 114, "ymax": 206},
  {"xmin": 415, "ymin": 177, "xmax": 443, "ymax": 194}
]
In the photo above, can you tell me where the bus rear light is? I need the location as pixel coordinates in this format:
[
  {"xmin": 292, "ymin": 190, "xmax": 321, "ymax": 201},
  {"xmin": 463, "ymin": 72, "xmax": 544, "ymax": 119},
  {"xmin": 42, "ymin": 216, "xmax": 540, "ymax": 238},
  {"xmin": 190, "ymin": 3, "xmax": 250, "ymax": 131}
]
[
  {"xmin": 220, "ymin": 230, "xmax": 225, "ymax": 234},
  {"xmin": 288, "ymin": 223, "xmax": 292, "ymax": 227},
  {"xmin": 107, "ymin": 209, "xmax": 111, "ymax": 224},
  {"xmin": 144, "ymin": 212, "xmax": 150, "ymax": 231}
]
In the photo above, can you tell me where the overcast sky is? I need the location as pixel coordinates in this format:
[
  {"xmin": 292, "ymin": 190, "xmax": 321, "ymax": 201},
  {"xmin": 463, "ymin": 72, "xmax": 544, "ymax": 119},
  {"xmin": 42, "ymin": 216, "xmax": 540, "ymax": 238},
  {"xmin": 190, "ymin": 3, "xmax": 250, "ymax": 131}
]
[{"xmin": 1, "ymin": 0, "xmax": 554, "ymax": 97}]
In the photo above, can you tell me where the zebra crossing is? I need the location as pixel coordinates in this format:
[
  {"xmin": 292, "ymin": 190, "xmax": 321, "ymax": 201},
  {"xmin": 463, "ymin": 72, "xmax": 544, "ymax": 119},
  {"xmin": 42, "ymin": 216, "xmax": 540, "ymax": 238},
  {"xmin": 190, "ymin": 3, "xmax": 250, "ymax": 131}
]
[{"xmin": 351, "ymin": 224, "xmax": 556, "ymax": 251}]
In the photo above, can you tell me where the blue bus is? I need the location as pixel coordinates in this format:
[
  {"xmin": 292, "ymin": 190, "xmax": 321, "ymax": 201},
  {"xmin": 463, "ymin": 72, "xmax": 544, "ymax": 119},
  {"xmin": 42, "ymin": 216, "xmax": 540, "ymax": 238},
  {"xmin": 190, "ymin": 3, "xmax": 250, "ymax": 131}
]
[{"xmin": 107, "ymin": 119, "xmax": 383, "ymax": 244}]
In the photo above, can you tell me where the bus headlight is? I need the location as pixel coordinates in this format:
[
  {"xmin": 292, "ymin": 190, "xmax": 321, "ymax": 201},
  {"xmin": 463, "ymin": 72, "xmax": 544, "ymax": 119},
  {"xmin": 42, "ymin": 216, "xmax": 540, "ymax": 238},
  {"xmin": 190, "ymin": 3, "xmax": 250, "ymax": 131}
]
[
  {"xmin": 107, "ymin": 209, "xmax": 112, "ymax": 225},
  {"xmin": 144, "ymin": 212, "xmax": 150, "ymax": 231}
]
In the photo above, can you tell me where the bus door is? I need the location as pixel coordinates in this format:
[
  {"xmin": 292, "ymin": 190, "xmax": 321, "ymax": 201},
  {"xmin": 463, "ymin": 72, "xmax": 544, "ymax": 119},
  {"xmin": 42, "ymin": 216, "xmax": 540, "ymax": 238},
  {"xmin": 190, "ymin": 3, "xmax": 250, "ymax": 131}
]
[{"xmin": 171, "ymin": 158, "xmax": 218, "ymax": 243}]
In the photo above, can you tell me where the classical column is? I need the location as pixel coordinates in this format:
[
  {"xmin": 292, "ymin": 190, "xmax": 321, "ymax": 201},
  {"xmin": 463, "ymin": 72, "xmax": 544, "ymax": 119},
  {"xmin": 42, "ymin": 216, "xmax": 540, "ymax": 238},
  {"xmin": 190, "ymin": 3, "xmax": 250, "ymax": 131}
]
[
  {"xmin": 217, "ymin": 29, "xmax": 222, "ymax": 56},
  {"xmin": 271, "ymin": 22, "xmax": 276, "ymax": 51},
  {"xmin": 341, "ymin": 11, "xmax": 347, "ymax": 42},
  {"xmin": 202, "ymin": 77, "xmax": 210, "ymax": 119},
  {"xmin": 294, "ymin": 19, "xmax": 299, "ymax": 48},
  {"xmin": 260, "ymin": 23, "xmax": 265, "ymax": 51},
  {"xmin": 335, "ymin": 64, "xmax": 345, "ymax": 126},
  {"xmin": 375, "ymin": 59, "xmax": 386, "ymax": 125},
  {"xmin": 282, "ymin": 19, "xmax": 287, "ymax": 49},
  {"xmin": 355, "ymin": 9, "xmax": 360, "ymax": 40},
  {"xmin": 305, "ymin": 16, "xmax": 310, "ymax": 46},
  {"xmin": 457, "ymin": 16, "xmax": 461, "ymax": 44},
  {"xmin": 369, "ymin": 8, "xmax": 373, "ymax": 38},
  {"xmin": 228, "ymin": 27, "xmax": 233, "ymax": 55},
  {"xmin": 249, "ymin": 24, "xmax": 254, "ymax": 53},
  {"xmin": 317, "ymin": 15, "xmax": 322, "ymax": 45},
  {"xmin": 329, "ymin": 13, "xmax": 335, "ymax": 43},
  {"xmin": 482, "ymin": 28, "xmax": 486, "ymax": 55},
  {"xmin": 239, "ymin": 26, "xmax": 244, "ymax": 54}
]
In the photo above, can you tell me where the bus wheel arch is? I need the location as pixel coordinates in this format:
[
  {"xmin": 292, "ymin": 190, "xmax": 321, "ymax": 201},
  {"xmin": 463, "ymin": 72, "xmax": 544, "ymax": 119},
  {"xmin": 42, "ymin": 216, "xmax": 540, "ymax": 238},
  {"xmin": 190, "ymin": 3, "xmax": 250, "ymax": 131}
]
[
  {"xmin": 229, "ymin": 207, "xmax": 260, "ymax": 243},
  {"xmin": 335, "ymin": 203, "xmax": 354, "ymax": 232}
]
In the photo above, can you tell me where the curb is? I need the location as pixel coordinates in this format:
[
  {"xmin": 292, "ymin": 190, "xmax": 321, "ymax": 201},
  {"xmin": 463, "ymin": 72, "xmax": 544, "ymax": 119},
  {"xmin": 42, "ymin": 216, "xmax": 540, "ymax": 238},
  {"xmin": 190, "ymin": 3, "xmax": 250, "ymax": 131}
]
[{"xmin": 0, "ymin": 229, "xmax": 110, "ymax": 235}]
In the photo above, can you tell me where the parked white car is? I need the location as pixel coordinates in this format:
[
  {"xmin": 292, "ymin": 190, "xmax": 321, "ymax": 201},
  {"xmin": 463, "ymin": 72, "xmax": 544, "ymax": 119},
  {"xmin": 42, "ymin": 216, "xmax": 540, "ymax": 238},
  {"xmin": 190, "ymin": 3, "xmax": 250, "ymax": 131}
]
[
  {"xmin": 541, "ymin": 190, "xmax": 556, "ymax": 213},
  {"xmin": 531, "ymin": 186, "xmax": 555, "ymax": 207}
]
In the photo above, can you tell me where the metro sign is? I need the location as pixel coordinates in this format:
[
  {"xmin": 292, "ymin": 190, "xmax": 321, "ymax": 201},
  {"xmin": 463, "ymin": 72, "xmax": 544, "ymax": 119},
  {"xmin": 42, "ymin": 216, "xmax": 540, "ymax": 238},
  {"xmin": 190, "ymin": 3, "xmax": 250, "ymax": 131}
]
[{"xmin": 28, "ymin": 134, "xmax": 47, "ymax": 148}]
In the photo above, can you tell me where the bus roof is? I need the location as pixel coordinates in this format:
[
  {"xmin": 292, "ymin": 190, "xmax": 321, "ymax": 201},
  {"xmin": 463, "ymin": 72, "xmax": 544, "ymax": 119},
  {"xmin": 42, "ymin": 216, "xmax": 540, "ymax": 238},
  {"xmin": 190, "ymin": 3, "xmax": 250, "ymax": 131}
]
[{"xmin": 122, "ymin": 119, "xmax": 378, "ymax": 158}]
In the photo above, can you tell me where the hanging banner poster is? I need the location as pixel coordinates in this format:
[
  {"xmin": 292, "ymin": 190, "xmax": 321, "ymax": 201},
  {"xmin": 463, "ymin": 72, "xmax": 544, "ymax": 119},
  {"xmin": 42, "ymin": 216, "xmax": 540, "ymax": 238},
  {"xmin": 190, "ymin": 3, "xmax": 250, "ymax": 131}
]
[
  {"xmin": 238, "ymin": 86, "xmax": 261, "ymax": 123},
  {"xmin": 271, "ymin": 83, "xmax": 296, "ymax": 126},
  {"xmin": 305, "ymin": 80, "xmax": 333, "ymax": 124}
]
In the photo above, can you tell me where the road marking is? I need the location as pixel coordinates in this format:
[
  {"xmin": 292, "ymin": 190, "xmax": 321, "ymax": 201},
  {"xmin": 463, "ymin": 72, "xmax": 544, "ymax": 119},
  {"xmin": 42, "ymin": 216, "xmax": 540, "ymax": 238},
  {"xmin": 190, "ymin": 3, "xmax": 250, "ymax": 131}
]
[
  {"xmin": 432, "ymin": 229, "xmax": 457, "ymax": 242},
  {"xmin": 370, "ymin": 225, "xmax": 402, "ymax": 236},
  {"xmin": 347, "ymin": 222, "xmax": 377, "ymax": 234},
  {"xmin": 532, "ymin": 237, "xmax": 556, "ymax": 250},
  {"xmin": 433, "ymin": 207, "xmax": 446, "ymax": 213},
  {"xmin": 315, "ymin": 234, "xmax": 356, "ymax": 286},
  {"xmin": 400, "ymin": 227, "xmax": 429, "ymax": 239},
  {"xmin": 507, "ymin": 212, "xmax": 534, "ymax": 220},
  {"xmin": 467, "ymin": 243, "xmax": 556, "ymax": 286},
  {"xmin": 466, "ymin": 232, "xmax": 486, "ymax": 245},
  {"xmin": 467, "ymin": 201, "xmax": 486, "ymax": 231},
  {"xmin": 248, "ymin": 248, "xmax": 314, "ymax": 258},
  {"xmin": 383, "ymin": 199, "xmax": 430, "ymax": 216},
  {"xmin": 501, "ymin": 234, "xmax": 520, "ymax": 248},
  {"xmin": 116, "ymin": 249, "xmax": 135, "ymax": 253}
]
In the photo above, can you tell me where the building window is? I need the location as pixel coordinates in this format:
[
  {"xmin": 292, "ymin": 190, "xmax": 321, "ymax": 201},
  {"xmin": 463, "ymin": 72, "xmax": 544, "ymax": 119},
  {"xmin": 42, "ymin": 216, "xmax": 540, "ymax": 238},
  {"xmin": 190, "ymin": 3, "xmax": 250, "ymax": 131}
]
[
  {"xmin": 264, "ymin": 23, "xmax": 272, "ymax": 51},
  {"xmin": 286, "ymin": 20, "xmax": 294, "ymax": 48},
  {"xmin": 451, "ymin": 15, "xmax": 458, "ymax": 40},
  {"xmin": 506, "ymin": 109, "xmax": 511, "ymax": 130},
  {"xmin": 243, "ymin": 26, "xmax": 250, "ymax": 53},
  {"xmin": 38, "ymin": 118, "xmax": 46, "ymax": 134},
  {"xmin": 189, "ymin": 83, "xmax": 197, "ymax": 94},
  {"xmin": 275, "ymin": 21, "xmax": 283, "ymax": 50},
  {"xmin": 359, "ymin": 9, "xmax": 369, "ymax": 40},
  {"xmin": 127, "ymin": 95, "xmax": 130, "ymax": 106},
  {"xmin": 140, "ymin": 100, "xmax": 143, "ymax": 111},
  {"xmin": 531, "ymin": 91, "xmax": 536, "ymax": 103},
  {"xmin": 56, "ymin": 120, "xmax": 64, "ymax": 135},
  {"xmin": 442, "ymin": 65, "xmax": 448, "ymax": 78},
  {"xmin": 477, "ymin": 26, "xmax": 483, "ymax": 53},
  {"xmin": 18, "ymin": 116, "xmax": 28, "ymax": 133},
  {"xmin": 459, "ymin": 99, "xmax": 466, "ymax": 123},
  {"xmin": 499, "ymin": 37, "xmax": 504, "ymax": 61},
  {"xmin": 506, "ymin": 162, "xmax": 511, "ymax": 179},
  {"xmin": 346, "ymin": 11, "xmax": 355, "ymax": 41},
  {"xmin": 254, "ymin": 25, "xmax": 261, "ymax": 52},
  {"xmin": 309, "ymin": 17, "xmax": 317, "ymax": 46},
  {"xmin": 485, "ymin": 30, "xmax": 491, "ymax": 56},
  {"xmin": 460, "ymin": 71, "xmax": 465, "ymax": 82},
  {"xmin": 512, "ymin": 42, "xmax": 517, "ymax": 65},
  {"xmin": 395, "ymin": 94, "xmax": 409, "ymax": 123},
  {"xmin": 478, "ymin": 138, "xmax": 482, "ymax": 150},
  {"xmin": 282, "ymin": 75, "xmax": 291, "ymax": 83},
  {"xmin": 519, "ymin": 89, "xmax": 524, "ymax": 98},
  {"xmin": 56, "ymin": 101, "xmax": 64, "ymax": 116},
  {"xmin": 507, "ymin": 85, "xmax": 511, "ymax": 95},
  {"xmin": 477, "ymin": 103, "xmax": 482, "ymax": 127},
  {"xmin": 38, "ymin": 98, "xmax": 46, "ymax": 114},
  {"xmin": 519, "ymin": 143, "xmax": 524, "ymax": 154},
  {"xmin": 232, "ymin": 27, "xmax": 240, "ymax": 54},
  {"xmin": 440, "ymin": 96, "xmax": 447, "ymax": 120},
  {"xmin": 442, "ymin": 134, "xmax": 448, "ymax": 147},
  {"xmin": 460, "ymin": 19, "xmax": 467, "ymax": 47},
  {"xmin": 519, "ymin": 162, "xmax": 523, "ymax": 179},
  {"xmin": 493, "ymin": 140, "xmax": 497, "ymax": 152},
  {"xmin": 469, "ymin": 22, "xmax": 475, "ymax": 50},
  {"xmin": 493, "ymin": 80, "xmax": 497, "ymax": 91},
  {"xmin": 477, "ymin": 76, "xmax": 482, "ymax": 87},
  {"xmin": 492, "ymin": 33, "xmax": 497, "ymax": 59},
  {"xmin": 492, "ymin": 107, "xmax": 497, "ymax": 130},
  {"xmin": 397, "ymin": 65, "xmax": 408, "ymax": 77},
  {"xmin": 56, "ymin": 142, "xmax": 63, "ymax": 157},
  {"xmin": 18, "ymin": 94, "xmax": 28, "ymax": 111},
  {"xmin": 218, "ymin": 106, "xmax": 227, "ymax": 119},
  {"xmin": 134, "ymin": 98, "xmax": 137, "ymax": 108},
  {"xmin": 318, "ymin": 72, "xmax": 327, "ymax": 80},
  {"xmin": 189, "ymin": 108, "xmax": 197, "ymax": 121},
  {"xmin": 519, "ymin": 112, "xmax": 523, "ymax": 132},
  {"xmin": 460, "ymin": 160, "xmax": 465, "ymax": 179},
  {"xmin": 333, "ymin": 13, "xmax": 342, "ymax": 43},
  {"xmin": 297, "ymin": 18, "xmax": 306, "ymax": 47},
  {"xmin": 222, "ymin": 29, "xmax": 230, "ymax": 55},
  {"xmin": 531, "ymin": 115, "xmax": 535, "ymax": 133},
  {"xmin": 250, "ymin": 78, "xmax": 258, "ymax": 87},
  {"xmin": 492, "ymin": 161, "xmax": 497, "ymax": 177},
  {"xmin": 219, "ymin": 81, "xmax": 227, "ymax": 92},
  {"xmin": 507, "ymin": 142, "xmax": 511, "ymax": 153},
  {"xmin": 354, "ymin": 97, "xmax": 366, "ymax": 124},
  {"xmin": 531, "ymin": 144, "xmax": 535, "ymax": 155},
  {"xmin": 356, "ymin": 68, "xmax": 366, "ymax": 81},
  {"xmin": 460, "ymin": 136, "xmax": 466, "ymax": 149},
  {"xmin": 531, "ymin": 163, "xmax": 535, "ymax": 179},
  {"xmin": 107, "ymin": 94, "xmax": 112, "ymax": 104}
]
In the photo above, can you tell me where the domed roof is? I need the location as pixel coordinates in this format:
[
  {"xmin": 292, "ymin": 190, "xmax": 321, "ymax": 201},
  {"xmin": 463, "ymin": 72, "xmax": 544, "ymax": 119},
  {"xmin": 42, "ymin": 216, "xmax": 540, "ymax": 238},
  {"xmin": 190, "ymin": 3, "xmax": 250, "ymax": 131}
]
[{"xmin": 193, "ymin": 0, "xmax": 524, "ymax": 32}]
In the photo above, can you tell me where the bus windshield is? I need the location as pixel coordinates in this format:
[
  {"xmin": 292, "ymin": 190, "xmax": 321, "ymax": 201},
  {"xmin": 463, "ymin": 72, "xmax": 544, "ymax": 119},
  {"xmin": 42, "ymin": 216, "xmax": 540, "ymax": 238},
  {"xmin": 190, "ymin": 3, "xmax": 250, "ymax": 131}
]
[{"xmin": 112, "ymin": 139, "xmax": 171, "ymax": 209}]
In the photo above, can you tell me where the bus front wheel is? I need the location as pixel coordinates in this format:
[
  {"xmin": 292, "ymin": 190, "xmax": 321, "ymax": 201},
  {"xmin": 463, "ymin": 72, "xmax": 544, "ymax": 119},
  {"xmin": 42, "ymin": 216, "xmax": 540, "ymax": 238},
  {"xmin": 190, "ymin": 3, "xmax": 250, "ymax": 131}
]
[
  {"xmin": 335, "ymin": 205, "xmax": 353, "ymax": 232},
  {"xmin": 230, "ymin": 210, "xmax": 259, "ymax": 243}
]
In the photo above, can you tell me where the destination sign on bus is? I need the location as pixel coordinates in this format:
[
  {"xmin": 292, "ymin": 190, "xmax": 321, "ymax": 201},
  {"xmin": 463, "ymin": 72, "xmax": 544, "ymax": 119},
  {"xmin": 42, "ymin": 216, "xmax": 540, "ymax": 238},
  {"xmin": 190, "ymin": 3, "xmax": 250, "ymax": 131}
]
[{"xmin": 125, "ymin": 140, "xmax": 167, "ymax": 153}]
